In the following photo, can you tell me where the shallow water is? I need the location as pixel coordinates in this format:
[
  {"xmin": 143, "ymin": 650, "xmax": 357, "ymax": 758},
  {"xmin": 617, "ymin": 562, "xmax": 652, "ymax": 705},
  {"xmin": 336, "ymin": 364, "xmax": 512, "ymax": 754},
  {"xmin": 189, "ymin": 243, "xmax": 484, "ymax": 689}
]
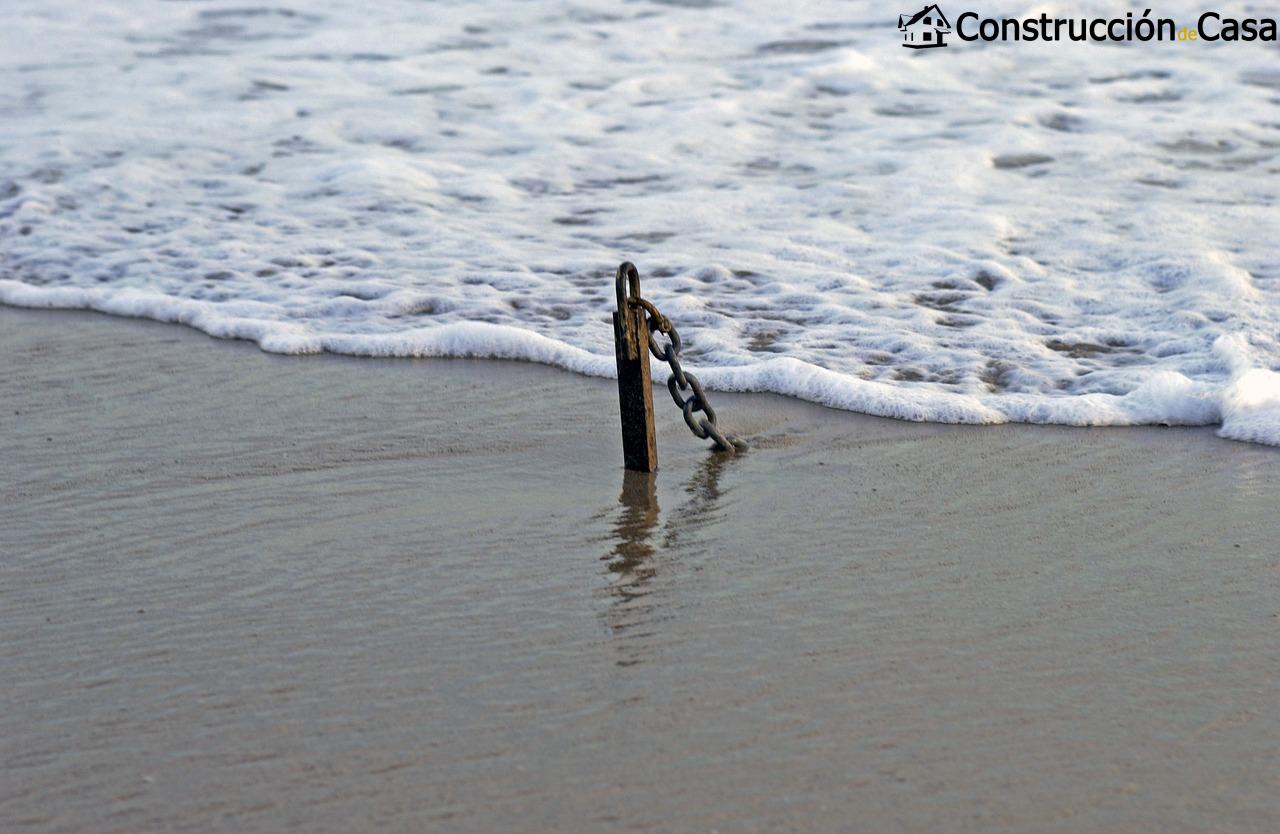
[
  {"xmin": 1, "ymin": 1, "xmax": 1279, "ymax": 442},
  {"xmin": 3, "ymin": 309, "xmax": 1278, "ymax": 832}
]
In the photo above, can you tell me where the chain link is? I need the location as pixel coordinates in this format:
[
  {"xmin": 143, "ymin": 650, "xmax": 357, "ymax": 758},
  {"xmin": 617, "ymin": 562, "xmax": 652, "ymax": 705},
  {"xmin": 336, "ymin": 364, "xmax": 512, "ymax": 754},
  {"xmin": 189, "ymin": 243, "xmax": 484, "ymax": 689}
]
[{"xmin": 632, "ymin": 294, "xmax": 747, "ymax": 454}]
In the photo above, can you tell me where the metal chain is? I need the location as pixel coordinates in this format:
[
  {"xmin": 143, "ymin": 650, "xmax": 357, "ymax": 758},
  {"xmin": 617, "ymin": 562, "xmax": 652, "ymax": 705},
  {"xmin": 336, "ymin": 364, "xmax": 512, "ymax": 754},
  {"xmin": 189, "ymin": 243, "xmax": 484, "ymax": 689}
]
[{"xmin": 631, "ymin": 296, "xmax": 747, "ymax": 454}]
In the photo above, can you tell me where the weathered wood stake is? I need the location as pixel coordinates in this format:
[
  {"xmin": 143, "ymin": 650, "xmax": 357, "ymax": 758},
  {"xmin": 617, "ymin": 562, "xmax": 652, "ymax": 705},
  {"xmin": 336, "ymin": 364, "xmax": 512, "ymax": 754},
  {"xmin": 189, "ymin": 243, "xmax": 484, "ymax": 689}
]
[{"xmin": 613, "ymin": 262, "xmax": 657, "ymax": 472}]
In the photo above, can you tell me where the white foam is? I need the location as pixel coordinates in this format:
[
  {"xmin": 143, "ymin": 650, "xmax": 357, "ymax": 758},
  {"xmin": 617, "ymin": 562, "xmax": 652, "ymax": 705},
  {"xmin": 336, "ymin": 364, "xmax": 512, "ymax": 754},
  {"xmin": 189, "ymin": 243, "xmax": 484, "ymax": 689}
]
[{"xmin": 2, "ymin": 1, "xmax": 1278, "ymax": 446}]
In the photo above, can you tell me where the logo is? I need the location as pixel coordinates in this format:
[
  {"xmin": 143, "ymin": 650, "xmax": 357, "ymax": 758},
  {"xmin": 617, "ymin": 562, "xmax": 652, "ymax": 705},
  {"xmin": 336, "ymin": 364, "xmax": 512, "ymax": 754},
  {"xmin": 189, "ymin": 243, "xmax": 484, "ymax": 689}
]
[
  {"xmin": 896, "ymin": 9, "xmax": 1277, "ymax": 47},
  {"xmin": 899, "ymin": 4, "xmax": 952, "ymax": 48}
]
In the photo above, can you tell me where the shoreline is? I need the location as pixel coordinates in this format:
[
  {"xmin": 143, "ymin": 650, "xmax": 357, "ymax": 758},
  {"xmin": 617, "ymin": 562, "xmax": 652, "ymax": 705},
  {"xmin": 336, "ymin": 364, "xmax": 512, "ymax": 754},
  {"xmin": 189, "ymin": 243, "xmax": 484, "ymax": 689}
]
[
  {"xmin": 2, "ymin": 293, "xmax": 1275, "ymax": 446},
  {"xmin": 5, "ymin": 305, "xmax": 1278, "ymax": 833}
]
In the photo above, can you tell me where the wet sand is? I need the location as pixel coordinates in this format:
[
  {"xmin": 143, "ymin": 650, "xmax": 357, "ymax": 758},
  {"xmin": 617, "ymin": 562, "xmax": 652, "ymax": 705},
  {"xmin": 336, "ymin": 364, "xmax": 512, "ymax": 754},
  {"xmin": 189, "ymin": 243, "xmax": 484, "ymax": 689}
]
[{"xmin": 3, "ymin": 307, "xmax": 1278, "ymax": 833}]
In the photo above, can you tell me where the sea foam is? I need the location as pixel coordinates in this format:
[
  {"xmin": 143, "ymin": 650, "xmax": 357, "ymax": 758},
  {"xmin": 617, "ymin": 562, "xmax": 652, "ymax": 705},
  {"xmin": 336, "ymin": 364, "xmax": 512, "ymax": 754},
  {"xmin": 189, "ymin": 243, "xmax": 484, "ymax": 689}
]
[{"xmin": 1, "ymin": 1, "xmax": 1278, "ymax": 445}]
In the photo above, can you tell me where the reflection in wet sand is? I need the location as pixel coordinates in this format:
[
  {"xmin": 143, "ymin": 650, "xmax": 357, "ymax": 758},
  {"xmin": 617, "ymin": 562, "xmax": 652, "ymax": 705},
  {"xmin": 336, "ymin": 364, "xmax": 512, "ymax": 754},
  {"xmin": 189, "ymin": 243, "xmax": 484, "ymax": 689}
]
[
  {"xmin": 601, "ymin": 452, "xmax": 742, "ymax": 666},
  {"xmin": 663, "ymin": 450, "xmax": 739, "ymax": 550},
  {"xmin": 603, "ymin": 471, "xmax": 661, "ymax": 667},
  {"xmin": 605, "ymin": 470, "xmax": 661, "ymax": 598}
]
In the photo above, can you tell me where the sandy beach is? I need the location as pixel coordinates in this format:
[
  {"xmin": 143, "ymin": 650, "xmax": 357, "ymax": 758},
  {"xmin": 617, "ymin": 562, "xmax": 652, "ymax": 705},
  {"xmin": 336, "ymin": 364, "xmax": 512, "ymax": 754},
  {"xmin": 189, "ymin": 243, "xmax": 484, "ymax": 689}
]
[
  {"xmin": 5, "ymin": 0, "xmax": 1279, "ymax": 829},
  {"xmin": 3, "ymin": 306, "xmax": 1277, "ymax": 833}
]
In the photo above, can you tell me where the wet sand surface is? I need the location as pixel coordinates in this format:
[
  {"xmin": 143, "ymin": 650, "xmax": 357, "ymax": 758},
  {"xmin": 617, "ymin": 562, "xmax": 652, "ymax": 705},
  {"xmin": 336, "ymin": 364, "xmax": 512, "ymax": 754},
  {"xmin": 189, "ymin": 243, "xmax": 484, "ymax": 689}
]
[{"xmin": 3, "ymin": 307, "xmax": 1278, "ymax": 833}]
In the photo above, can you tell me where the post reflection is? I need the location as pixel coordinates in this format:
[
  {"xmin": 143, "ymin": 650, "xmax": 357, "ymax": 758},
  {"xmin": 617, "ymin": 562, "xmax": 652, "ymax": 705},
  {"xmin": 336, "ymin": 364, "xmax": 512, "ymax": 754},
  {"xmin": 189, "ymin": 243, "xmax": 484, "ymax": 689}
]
[
  {"xmin": 605, "ymin": 470, "xmax": 660, "ymax": 600},
  {"xmin": 601, "ymin": 451, "xmax": 741, "ymax": 667},
  {"xmin": 601, "ymin": 470, "xmax": 661, "ymax": 668}
]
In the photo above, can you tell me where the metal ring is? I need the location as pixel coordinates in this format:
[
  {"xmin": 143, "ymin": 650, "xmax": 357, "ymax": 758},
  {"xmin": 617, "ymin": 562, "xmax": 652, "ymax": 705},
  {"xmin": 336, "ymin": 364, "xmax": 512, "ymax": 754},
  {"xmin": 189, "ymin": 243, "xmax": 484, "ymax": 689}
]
[
  {"xmin": 615, "ymin": 262, "xmax": 640, "ymax": 313},
  {"xmin": 665, "ymin": 324, "xmax": 682, "ymax": 356},
  {"xmin": 682, "ymin": 399, "xmax": 709, "ymax": 438},
  {"xmin": 666, "ymin": 352, "xmax": 688, "ymax": 390},
  {"xmin": 647, "ymin": 326, "xmax": 683, "ymax": 365},
  {"xmin": 647, "ymin": 329, "xmax": 667, "ymax": 362},
  {"xmin": 685, "ymin": 374, "xmax": 716, "ymax": 425},
  {"xmin": 668, "ymin": 374, "xmax": 690, "ymax": 410},
  {"xmin": 648, "ymin": 317, "xmax": 680, "ymax": 350},
  {"xmin": 701, "ymin": 419, "xmax": 735, "ymax": 452}
]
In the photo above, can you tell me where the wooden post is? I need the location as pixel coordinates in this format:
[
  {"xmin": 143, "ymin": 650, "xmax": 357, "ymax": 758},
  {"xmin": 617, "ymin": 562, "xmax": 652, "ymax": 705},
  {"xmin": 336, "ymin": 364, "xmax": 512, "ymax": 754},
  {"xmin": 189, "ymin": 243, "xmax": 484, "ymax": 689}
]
[{"xmin": 613, "ymin": 262, "xmax": 657, "ymax": 472}]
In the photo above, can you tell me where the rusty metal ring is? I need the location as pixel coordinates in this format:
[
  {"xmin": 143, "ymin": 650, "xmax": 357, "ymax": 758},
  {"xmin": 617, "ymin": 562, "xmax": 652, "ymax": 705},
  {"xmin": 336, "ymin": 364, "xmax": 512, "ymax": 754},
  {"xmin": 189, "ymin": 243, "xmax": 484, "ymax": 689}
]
[
  {"xmin": 615, "ymin": 261, "xmax": 641, "ymax": 313},
  {"xmin": 682, "ymin": 399, "xmax": 710, "ymax": 438}
]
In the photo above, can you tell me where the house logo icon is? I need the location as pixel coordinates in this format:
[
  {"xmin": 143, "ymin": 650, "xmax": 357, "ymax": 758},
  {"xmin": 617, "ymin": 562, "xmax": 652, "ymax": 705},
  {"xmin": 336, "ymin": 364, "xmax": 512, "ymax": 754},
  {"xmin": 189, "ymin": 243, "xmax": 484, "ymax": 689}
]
[{"xmin": 898, "ymin": 4, "xmax": 951, "ymax": 48}]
